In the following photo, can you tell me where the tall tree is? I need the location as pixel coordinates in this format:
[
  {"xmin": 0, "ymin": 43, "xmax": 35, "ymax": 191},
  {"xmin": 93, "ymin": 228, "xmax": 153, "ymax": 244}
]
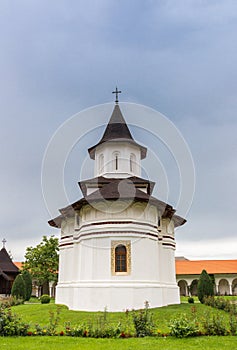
[
  {"xmin": 21, "ymin": 270, "xmax": 33, "ymax": 301},
  {"xmin": 197, "ymin": 269, "xmax": 214, "ymax": 303},
  {"xmin": 24, "ymin": 235, "xmax": 59, "ymax": 295},
  {"xmin": 11, "ymin": 274, "xmax": 26, "ymax": 300}
]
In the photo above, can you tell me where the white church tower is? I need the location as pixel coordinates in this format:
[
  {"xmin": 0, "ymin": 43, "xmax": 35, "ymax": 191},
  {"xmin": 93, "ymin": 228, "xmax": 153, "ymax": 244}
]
[{"xmin": 49, "ymin": 90, "xmax": 186, "ymax": 311}]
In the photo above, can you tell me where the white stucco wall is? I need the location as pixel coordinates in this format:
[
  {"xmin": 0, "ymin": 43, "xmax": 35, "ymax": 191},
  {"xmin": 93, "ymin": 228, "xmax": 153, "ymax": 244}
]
[
  {"xmin": 56, "ymin": 200, "xmax": 180, "ymax": 311},
  {"xmin": 94, "ymin": 142, "xmax": 141, "ymax": 178}
]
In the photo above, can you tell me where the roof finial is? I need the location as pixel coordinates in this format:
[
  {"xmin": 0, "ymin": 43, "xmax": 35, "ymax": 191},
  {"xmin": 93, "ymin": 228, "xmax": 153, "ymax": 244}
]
[
  {"xmin": 2, "ymin": 238, "xmax": 6, "ymax": 248},
  {"xmin": 112, "ymin": 86, "xmax": 121, "ymax": 104}
]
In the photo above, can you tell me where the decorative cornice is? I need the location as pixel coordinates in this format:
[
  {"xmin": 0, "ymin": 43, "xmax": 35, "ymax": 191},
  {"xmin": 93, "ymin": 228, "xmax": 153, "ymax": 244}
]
[
  {"xmin": 74, "ymin": 230, "xmax": 158, "ymax": 240},
  {"xmin": 80, "ymin": 220, "xmax": 158, "ymax": 230}
]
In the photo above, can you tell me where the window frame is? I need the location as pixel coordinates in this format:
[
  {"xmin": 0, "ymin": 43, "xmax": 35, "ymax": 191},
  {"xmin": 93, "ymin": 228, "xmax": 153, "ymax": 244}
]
[{"xmin": 111, "ymin": 240, "xmax": 131, "ymax": 276}]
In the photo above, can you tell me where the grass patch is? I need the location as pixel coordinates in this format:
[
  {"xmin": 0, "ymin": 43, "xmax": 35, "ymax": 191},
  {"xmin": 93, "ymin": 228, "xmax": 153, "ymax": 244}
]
[
  {"xmin": 0, "ymin": 336, "xmax": 236, "ymax": 350},
  {"xmin": 10, "ymin": 302, "xmax": 230, "ymax": 334}
]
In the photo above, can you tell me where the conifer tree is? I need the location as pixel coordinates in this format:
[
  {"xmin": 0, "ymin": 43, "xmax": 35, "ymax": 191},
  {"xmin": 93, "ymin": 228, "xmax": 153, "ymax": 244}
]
[
  {"xmin": 11, "ymin": 274, "xmax": 26, "ymax": 300},
  {"xmin": 21, "ymin": 270, "xmax": 32, "ymax": 301},
  {"xmin": 197, "ymin": 269, "xmax": 214, "ymax": 303}
]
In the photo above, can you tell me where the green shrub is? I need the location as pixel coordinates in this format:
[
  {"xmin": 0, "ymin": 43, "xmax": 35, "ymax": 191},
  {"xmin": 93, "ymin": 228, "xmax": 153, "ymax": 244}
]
[
  {"xmin": 188, "ymin": 297, "xmax": 194, "ymax": 304},
  {"xmin": 214, "ymin": 297, "xmax": 228, "ymax": 310},
  {"xmin": 204, "ymin": 296, "xmax": 237, "ymax": 316},
  {"xmin": 202, "ymin": 312, "xmax": 227, "ymax": 336},
  {"xmin": 203, "ymin": 296, "xmax": 215, "ymax": 307},
  {"xmin": 11, "ymin": 274, "xmax": 26, "ymax": 300},
  {"xmin": 132, "ymin": 302, "xmax": 154, "ymax": 337},
  {"xmin": 21, "ymin": 270, "xmax": 32, "ymax": 301},
  {"xmin": 0, "ymin": 296, "xmax": 24, "ymax": 309},
  {"xmin": 40, "ymin": 294, "xmax": 50, "ymax": 304},
  {"xmin": 65, "ymin": 323, "xmax": 88, "ymax": 337},
  {"xmin": 229, "ymin": 314, "xmax": 237, "ymax": 335},
  {"xmin": 0, "ymin": 307, "xmax": 29, "ymax": 336},
  {"xmin": 169, "ymin": 314, "xmax": 199, "ymax": 338},
  {"xmin": 197, "ymin": 270, "xmax": 214, "ymax": 303}
]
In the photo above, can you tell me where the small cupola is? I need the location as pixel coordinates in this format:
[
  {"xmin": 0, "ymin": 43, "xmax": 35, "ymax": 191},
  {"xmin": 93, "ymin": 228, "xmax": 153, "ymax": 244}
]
[{"xmin": 88, "ymin": 89, "xmax": 147, "ymax": 178}]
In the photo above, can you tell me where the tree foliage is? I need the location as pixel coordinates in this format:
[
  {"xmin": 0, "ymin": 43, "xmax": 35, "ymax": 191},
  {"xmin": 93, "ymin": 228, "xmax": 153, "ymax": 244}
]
[
  {"xmin": 21, "ymin": 270, "xmax": 32, "ymax": 301},
  {"xmin": 197, "ymin": 269, "xmax": 214, "ymax": 303},
  {"xmin": 11, "ymin": 274, "xmax": 26, "ymax": 300},
  {"xmin": 23, "ymin": 235, "xmax": 59, "ymax": 295}
]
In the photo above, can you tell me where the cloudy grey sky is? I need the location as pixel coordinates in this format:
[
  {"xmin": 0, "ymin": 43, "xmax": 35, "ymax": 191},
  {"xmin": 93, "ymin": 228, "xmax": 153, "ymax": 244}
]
[{"xmin": 0, "ymin": 1, "xmax": 237, "ymax": 261}]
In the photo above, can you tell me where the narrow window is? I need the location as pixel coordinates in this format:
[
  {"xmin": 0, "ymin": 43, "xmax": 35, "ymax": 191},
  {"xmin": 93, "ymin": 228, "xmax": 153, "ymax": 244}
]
[
  {"xmin": 115, "ymin": 245, "xmax": 127, "ymax": 272},
  {"xmin": 115, "ymin": 154, "xmax": 118, "ymax": 170},
  {"xmin": 130, "ymin": 154, "xmax": 136, "ymax": 172},
  {"xmin": 99, "ymin": 154, "xmax": 104, "ymax": 173}
]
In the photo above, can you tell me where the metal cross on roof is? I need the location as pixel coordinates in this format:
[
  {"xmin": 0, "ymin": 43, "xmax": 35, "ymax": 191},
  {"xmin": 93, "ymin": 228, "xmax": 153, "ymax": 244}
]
[
  {"xmin": 112, "ymin": 87, "xmax": 121, "ymax": 104},
  {"xmin": 2, "ymin": 238, "xmax": 6, "ymax": 248}
]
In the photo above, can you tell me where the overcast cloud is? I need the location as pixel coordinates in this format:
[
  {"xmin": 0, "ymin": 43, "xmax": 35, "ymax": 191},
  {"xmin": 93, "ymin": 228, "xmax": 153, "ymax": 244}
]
[{"xmin": 0, "ymin": 0, "xmax": 237, "ymax": 261}]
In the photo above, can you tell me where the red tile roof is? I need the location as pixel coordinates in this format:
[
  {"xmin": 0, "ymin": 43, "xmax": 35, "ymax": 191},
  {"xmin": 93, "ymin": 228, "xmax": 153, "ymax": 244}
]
[
  {"xmin": 176, "ymin": 259, "xmax": 237, "ymax": 275},
  {"xmin": 15, "ymin": 260, "xmax": 237, "ymax": 276},
  {"xmin": 14, "ymin": 262, "xmax": 23, "ymax": 270}
]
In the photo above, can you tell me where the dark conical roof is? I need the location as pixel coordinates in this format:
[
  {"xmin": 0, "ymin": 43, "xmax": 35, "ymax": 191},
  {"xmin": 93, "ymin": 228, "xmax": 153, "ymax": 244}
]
[
  {"xmin": 98, "ymin": 104, "xmax": 134, "ymax": 142},
  {"xmin": 0, "ymin": 247, "xmax": 19, "ymax": 273},
  {"xmin": 88, "ymin": 104, "xmax": 147, "ymax": 159}
]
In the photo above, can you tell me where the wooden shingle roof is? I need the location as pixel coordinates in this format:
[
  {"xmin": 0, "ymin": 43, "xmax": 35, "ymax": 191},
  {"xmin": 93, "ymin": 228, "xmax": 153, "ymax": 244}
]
[
  {"xmin": 88, "ymin": 104, "xmax": 147, "ymax": 159},
  {"xmin": 0, "ymin": 248, "xmax": 19, "ymax": 273}
]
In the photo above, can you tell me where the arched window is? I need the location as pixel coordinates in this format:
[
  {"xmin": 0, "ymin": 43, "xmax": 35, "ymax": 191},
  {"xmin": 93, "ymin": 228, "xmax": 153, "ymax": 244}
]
[
  {"xmin": 130, "ymin": 154, "xmax": 136, "ymax": 172},
  {"xmin": 115, "ymin": 245, "xmax": 127, "ymax": 272},
  {"xmin": 113, "ymin": 152, "xmax": 119, "ymax": 171}
]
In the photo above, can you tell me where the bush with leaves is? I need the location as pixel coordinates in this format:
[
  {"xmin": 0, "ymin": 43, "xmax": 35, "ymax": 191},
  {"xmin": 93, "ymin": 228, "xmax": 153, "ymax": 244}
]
[
  {"xmin": 197, "ymin": 270, "xmax": 214, "ymax": 303},
  {"xmin": 0, "ymin": 296, "xmax": 24, "ymax": 309},
  {"xmin": 201, "ymin": 312, "xmax": 227, "ymax": 336},
  {"xmin": 132, "ymin": 302, "xmax": 154, "ymax": 337},
  {"xmin": 40, "ymin": 294, "xmax": 51, "ymax": 304},
  {"xmin": 188, "ymin": 297, "xmax": 194, "ymax": 304},
  {"xmin": 229, "ymin": 314, "xmax": 237, "ymax": 335},
  {"xmin": 11, "ymin": 274, "xmax": 26, "ymax": 301},
  {"xmin": 169, "ymin": 314, "xmax": 199, "ymax": 338},
  {"xmin": 24, "ymin": 235, "xmax": 59, "ymax": 295},
  {"xmin": 0, "ymin": 307, "xmax": 29, "ymax": 336},
  {"xmin": 204, "ymin": 296, "xmax": 237, "ymax": 315}
]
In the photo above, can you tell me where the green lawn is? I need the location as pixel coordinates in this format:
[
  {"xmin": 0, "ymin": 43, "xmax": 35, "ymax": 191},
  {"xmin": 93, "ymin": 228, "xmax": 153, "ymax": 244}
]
[
  {"xmin": 1, "ymin": 301, "xmax": 236, "ymax": 349},
  {"xmin": 11, "ymin": 301, "xmax": 231, "ymax": 334},
  {"xmin": 0, "ymin": 336, "xmax": 237, "ymax": 350}
]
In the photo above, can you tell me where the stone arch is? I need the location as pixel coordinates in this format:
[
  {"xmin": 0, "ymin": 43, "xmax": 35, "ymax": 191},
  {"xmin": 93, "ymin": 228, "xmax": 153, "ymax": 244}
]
[
  {"xmin": 178, "ymin": 280, "xmax": 188, "ymax": 296},
  {"xmin": 232, "ymin": 278, "xmax": 237, "ymax": 295},
  {"xmin": 190, "ymin": 279, "xmax": 198, "ymax": 296},
  {"xmin": 132, "ymin": 202, "xmax": 145, "ymax": 220},
  {"xmin": 218, "ymin": 279, "xmax": 230, "ymax": 295},
  {"xmin": 83, "ymin": 205, "xmax": 91, "ymax": 222},
  {"xmin": 95, "ymin": 202, "xmax": 108, "ymax": 219},
  {"xmin": 147, "ymin": 205, "xmax": 157, "ymax": 223}
]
